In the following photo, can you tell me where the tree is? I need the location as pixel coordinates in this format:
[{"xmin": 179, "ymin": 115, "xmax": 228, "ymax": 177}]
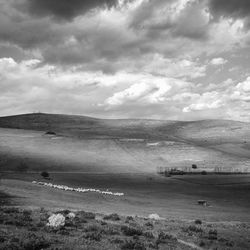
[
  {"xmin": 41, "ymin": 171, "xmax": 49, "ymax": 179},
  {"xmin": 192, "ymin": 164, "xmax": 197, "ymax": 169}
]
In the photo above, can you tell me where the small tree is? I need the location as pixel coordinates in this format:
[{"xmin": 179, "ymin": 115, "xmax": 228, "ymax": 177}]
[
  {"xmin": 192, "ymin": 164, "xmax": 197, "ymax": 169},
  {"xmin": 41, "ymin": 171, "xmax": 49, "ymax": 179}
]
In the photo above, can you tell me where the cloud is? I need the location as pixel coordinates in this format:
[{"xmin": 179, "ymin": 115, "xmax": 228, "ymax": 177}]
[
  {"xmin": 104, "ymin": 75, "xmax": 193, "ymax": 106},
  {"xmin": 210, "ymin": 57, "xmax": 227, "ymax": 65},
  {"xmin": 208, "ymin": 0, "xmax": 250, "ymax": 19},
  {"xmin": 183, "ymin": 91, "xmax": 224, "ymax": 112},
  {"xmin": 1, "ymin": 0, "xmax": 250, "ymax": 121},
  {"xmin": 130, "ymin": 0, "xmax": 210, "ymax": 40},
  {"xmin": 208, "ymin": 0, "xmax": 250, "ymax": 29},
  {"xmin": 231, "ymin": 77, "xmax": 250, "ymax": 102},
  {"xmin": 21, "ymin": 0, "xmax": 124, "ymax": 21}
]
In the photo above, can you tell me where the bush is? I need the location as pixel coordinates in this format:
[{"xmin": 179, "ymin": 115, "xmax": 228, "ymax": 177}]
[
  {"xmin": 156, "ymin": 232, "xmax": 177, "ymax": 245},
  {"xmin": 208, "ymin": 229, "xmax": 217, "ymax": 240},
  {"xmin": 103, "ymin": 213, "xmax": 120, "ymax": 221},
  {"xmin": 194, "ymin": 219, "xmax": 202, "ymax": 225},
  {"xmin": 199, "ymin": 241, "xmax": 206, "ymax": 247},
  {"xmin": 143, "ymin": 231, "xmax": 154, "ymax": 239},
  {"xmin": 144, "ymin": 221, "xmax": 153, "ymax": 228},
  {"xmin": 20, "ymin": 233, "xmax": 51, "ymax": 250},
  {"xmin": 201, "ymin": 170, "xmax": 207, "ymax": 175},
  {"xmin": 183, "ymin": 225, "xmax": 203, "ymax": 233},
  {"xmin": 121, "ymin": 240, "xmax": 146, "ymax": 250},
  {"xmin": 40, "ymin": 171, "xmax": 49, "ymax": 179},
  {"xmin": 192, "ymin": 164, "xmax": 197, "ymax": 169},
  {"xmin": 77, "ymin": 211, "xmax": 95, "ymax": 220},
  {"xmin": 103, "ymin": 225, "xmax": 120, "ymax": 235},
  {"xmin": 110, "ymin": 237, "xmax": 124, "ymax": 244},
  {"xmin": 45, "ymin": 131, "xmax": 56, "ymax": 135},
  {"xmin": 84, "ymin": 224, "xmax": 100, "ymax": 232},
  {"xmin": 121, "ymin": 225, "xmax": 143, "ymax": 236},
  {"xmin": 125, "ymin": 216, "xmax": 134, "ymax": 223},
  {"xmin": 83, "ymin": 232, "xmax": 102, "ymax": 241}
]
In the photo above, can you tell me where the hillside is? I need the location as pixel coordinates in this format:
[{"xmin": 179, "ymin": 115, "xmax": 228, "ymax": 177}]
[{"xmin": 0, "ymin": 113, "xmax": 250, "ymax": 173}]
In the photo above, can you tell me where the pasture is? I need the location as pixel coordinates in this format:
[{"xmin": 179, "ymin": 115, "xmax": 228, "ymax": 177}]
[
  {"xmin": 1, "ymin": 114, "xmax": 250, "ymax": 249},
  {"xmin": 1, "ymin": 172, "xmax": 250, "ymax": 222}
]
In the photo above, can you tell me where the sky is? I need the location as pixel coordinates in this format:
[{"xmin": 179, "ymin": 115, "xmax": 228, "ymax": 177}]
[{"xmin": 0, "ymin": 0, "xmax": 250, "ymax": 121}]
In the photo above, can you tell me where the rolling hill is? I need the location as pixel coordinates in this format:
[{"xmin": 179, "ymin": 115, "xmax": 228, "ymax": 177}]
[{"xmin": 0, "ymin": 113, "xmax": 250, "ymax": 173}]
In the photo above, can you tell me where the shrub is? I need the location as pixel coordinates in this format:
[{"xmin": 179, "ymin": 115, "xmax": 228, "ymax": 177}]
[
  {"xmin": 45, "ymin": 131, "xmax": 56, "ymax": 135},
  {"xmin": 2, "ymin": 207, "xmax": 19, "ymax": 214},
  {"xmin": 20, "ymin": 233, "xmax": 51, "ymax": 250},
  {"xmin": 121, "ymin": 240, "xmax": 146, "ymax": 250},
  {"xmin": 83, "ymin": 232, "xmax": 102, "ymax": 241},
  {"xmin": 208, "ymin": 229, "xmax": 217, "ymax": 240},
  {"xmin": 143, "ymin": 231, "xmax": 154, "ymax": 239},
  {"xmin": 125, "ymin": 216, "xmax": 134, "ymax": 223},
  {"xmin": 23, "ymin": 209, "xmax": 32, "ymax": 217},
  {"xmin": 84, "ymin": 224, "xmax": 100, "ymax": 232},
  {"xmin": 110, "ymin": 237, "xmax": 124, "ymax": 244},
  {"xmin": 40, "ymin": 171, "xmax": 49, "ymax": 179},
  {"xmin": 194, "ymin": 219, "xmax": 202, "ymax": 225},
  {"xmin": 103, "ymin": 225, "xmax": 120, "ymax": 235},
  {"xmin": 0, "ymin": 235, "xmax": 5, "ymax": 243},
  {"xmin": 77, "ymin": 211, "xmax": 95, "ymax": 220},
  {"xmin": 144, "ymin": 221, "xmax": 154, "ymax": 228},
  {"xmin": 192, "ymin": 164, "xmax": 197, "ymax": 169},
  {"xmin": 103, "ymin": 213, "xmax": 120, "ymax": 221},
  {"xmin": 182, "ymin": 225, "xmax": 203, "ymax": 234},
  {"xmin": 201, "ymin": 170, "xmax": 207, "ymax": 175},
  {"xmin": 199, "ymin": 241, "xmax": 206, "ymax": 247},
  {"xmin": 121, "ymin": 225, "xmax": 143, "ymax": 236},
  {"xmin": 156, "ymin": 232, "xmax": 177, "ymax": 245}
]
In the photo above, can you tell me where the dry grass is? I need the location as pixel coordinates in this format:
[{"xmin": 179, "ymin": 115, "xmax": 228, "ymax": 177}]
[{"xmin": 0, "ymin": 206, "xmax": 250, "ymax": 249}]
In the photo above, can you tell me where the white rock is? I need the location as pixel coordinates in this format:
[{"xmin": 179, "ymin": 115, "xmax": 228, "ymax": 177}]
[
  {"xmin": 148, "ymin": 213, "xmax": 161, "ymax": 220},
  {"xmin": 67, "ymin": 212, "xmax": 76, "ymax": 219},
  {"xmin": 47, "ymin": 213, "xmax": 65, "ymax": 228}
]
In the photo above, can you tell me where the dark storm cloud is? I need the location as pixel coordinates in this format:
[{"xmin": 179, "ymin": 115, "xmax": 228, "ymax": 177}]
[
  {"xmin": 25, "ymin": 0, "xmax": 122, "ymax": 20},
  {"xmin": 130, "ymin": 0, "xmax": 209, "ymax": 41},
  {"xmin": 208, "ymin": 0, "xmax": 250, "ymax": 19}
]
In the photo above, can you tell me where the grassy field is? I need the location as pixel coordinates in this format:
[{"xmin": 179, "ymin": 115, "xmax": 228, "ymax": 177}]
[
  {"xmin": 1, "ymin": 172, "xmax": 250, "ymax": 222},
  {"xmin": 1, "ymin": 113, "xmax": 250, "ymax": 249},
  {"xmin": 0, "ymin": 206, "xmax": 250, "ymax": 250}
]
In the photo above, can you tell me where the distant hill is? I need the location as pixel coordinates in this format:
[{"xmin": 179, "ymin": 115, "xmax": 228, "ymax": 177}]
[
  {"xmin": 0, "ymin": 113, "xmax": 249, "ymax": 143},
  {"xmin": 0, "ymin": 113, "xmax": 250, "ymax": 173}
]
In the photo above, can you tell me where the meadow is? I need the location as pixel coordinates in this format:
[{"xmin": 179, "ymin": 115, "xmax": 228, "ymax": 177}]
[{"xmin": 1, "ymin": 113, "xmax": 250, "ymax": 249}]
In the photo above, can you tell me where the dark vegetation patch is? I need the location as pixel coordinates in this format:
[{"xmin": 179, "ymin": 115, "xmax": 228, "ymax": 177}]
[
  {"xmin": 121, "ymin": 225, "xmax": 143, "ymax": 236},
  {"xmin": 103, "ymin": 213, "xmax": 120, "ymax": 221},
  {"xmin": 0, "ymin": 206, "xmax": 249, "ymax": 250},
  {"xmin": 0, "ymin": 191, "xmax": 15, "ymax": 206},
  {"xmin": 45, "ymin": 131, "xmax": 56, "ymax": 135}
]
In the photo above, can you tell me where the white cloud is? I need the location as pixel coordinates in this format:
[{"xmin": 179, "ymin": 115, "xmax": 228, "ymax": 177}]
[
  {"xmin": 210, "ymin": 57, "xmax": 228, "ymax": 65},
  {"xmin": 236, "ymin": 76, "xmax": 250, "ymax": 92},
  {"xmin": 182, "ymin": 91, "xmax": 224, "ymax": 112},
  {"xmin": 104, "ymin": 75, "xmax": 193, "ymax": 106}
]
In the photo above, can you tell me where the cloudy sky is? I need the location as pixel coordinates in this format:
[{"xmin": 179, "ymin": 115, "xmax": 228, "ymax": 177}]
[{"xmin": 1, "ymin": 0, "xmax": 250, "ymax": 121}]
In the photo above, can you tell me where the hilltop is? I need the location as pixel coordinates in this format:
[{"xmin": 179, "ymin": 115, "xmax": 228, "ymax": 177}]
[{"xmin": 0, "ymin": 112, "xmax": 249, "ymax": 143}]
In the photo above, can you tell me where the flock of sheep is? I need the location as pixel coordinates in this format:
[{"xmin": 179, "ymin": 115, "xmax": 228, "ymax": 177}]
[{"xmin": 32, "ymin": 181, "xmax": 124, "ymax": 196}]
